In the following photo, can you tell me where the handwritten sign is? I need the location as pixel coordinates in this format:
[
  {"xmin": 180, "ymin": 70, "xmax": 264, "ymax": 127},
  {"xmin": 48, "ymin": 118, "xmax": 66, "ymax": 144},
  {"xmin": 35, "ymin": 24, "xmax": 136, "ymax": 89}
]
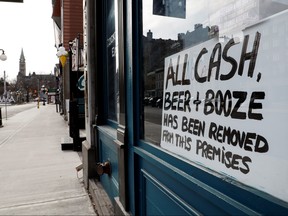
[{"xmin": 160, "ymin": 11, "xmax": 288, "ymax": 202}]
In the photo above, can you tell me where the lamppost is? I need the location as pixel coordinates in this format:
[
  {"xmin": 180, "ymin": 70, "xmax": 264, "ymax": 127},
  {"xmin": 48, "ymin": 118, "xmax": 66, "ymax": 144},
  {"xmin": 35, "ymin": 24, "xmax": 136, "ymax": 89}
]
[
  {"xmin": 0, "ymin": 49, "xmax": 7, "ymax": 61},
  {"xmin": 0, "ymin": 49, "xmax": 7, "ymax": 122}
]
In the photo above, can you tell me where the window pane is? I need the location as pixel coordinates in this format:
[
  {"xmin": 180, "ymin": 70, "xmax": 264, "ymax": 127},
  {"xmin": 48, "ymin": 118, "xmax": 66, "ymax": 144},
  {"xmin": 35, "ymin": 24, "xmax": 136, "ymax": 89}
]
[
  {"xmin": 142, "ymin": 0, "xmax": 210, "ymax": 145},
  {"xmin": 105, "ymin": 0, "xmax": 119, "ymax": 122},
  {"xmin": 142, "ymin": 0, "xmax": 288, "ymax": 144},
  {"xmin": 141, "ymin": 0, "xmax": 288, "ymax": 203}
]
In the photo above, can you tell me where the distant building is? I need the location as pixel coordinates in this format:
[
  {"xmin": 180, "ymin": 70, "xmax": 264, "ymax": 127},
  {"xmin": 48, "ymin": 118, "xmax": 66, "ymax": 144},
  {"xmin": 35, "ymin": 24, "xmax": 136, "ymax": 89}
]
[
  {"xmin": 19, "ymin": 48, "xmax": 26, "ymax": 76},
  {"xmin": 143, "ymin": 25, "xmax": 212, "ymax": 97},
  {"xmin": 16, "ymin": 49, "xmax": 57, "ymax": 102},
  {"xmin": 178, "ymin": 24, "xmax": 211, "ymax": 49}
]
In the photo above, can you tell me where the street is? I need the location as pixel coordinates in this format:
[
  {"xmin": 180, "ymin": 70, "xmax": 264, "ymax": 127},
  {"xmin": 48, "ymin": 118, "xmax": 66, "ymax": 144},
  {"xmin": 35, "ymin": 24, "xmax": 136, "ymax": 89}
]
[
  {"xmin": 0, "ymin": 102, "xmax": 37, "ymax": 119},
  {"xmin": 144, "ymin": 106, "xmax": 162, "ymax": 145},
  {"xmin": 144, "ymin": 106, "xmax": 162, "ymax": 125}
]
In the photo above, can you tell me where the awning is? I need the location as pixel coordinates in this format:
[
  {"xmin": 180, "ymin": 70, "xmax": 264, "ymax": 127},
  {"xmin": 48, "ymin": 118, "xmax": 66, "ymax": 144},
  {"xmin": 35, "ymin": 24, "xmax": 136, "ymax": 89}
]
[{"xmin": 52, "ymin": 0, "xmax": 61, "ymax": 28}]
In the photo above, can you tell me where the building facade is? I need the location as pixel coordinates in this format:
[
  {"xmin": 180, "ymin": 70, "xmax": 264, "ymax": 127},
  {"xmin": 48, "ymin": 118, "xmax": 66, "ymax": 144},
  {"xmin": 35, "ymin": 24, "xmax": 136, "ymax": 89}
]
[
  {"xmin": 57, "ymin": 0, "xmax": 288, "ymax": 215},
  {"xmin": 52, "ymin": 0, "xmax": 83, "ymax": 119}
]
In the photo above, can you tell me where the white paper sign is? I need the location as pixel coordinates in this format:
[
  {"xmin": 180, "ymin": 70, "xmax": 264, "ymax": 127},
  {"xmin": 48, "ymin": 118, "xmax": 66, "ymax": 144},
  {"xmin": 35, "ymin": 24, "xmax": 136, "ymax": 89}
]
[{"xmin": 160, "ymin": 11, "xmax": 288, "ymax": 203}]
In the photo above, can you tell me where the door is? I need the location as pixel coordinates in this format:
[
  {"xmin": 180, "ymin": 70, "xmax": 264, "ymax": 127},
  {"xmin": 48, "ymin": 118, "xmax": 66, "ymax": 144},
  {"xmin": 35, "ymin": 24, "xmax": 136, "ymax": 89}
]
[{"xmin": 127, "ymin": 0, "xmax": 288, "ymax": 215}]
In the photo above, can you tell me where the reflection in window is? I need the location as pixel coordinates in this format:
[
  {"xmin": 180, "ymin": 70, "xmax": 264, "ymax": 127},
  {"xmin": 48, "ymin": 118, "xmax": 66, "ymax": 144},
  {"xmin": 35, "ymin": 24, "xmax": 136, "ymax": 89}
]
[
  {"xmin": 141, "ymin": 0, "xmax": 288, "ymax": 145},
  {"xmin": 153, "ymin": 0, "xmax": 186, "ymax": 19},
  {"xmin": 208, "ymin": 0, "xmax": 288, "ymax": 38},
  {"xmin": 142, "ymin": 0, "xmax": 210, "ymax": 145},
  {"xmin": 105, "ymin": 0, "xmax": 119, "ymax": 123}
]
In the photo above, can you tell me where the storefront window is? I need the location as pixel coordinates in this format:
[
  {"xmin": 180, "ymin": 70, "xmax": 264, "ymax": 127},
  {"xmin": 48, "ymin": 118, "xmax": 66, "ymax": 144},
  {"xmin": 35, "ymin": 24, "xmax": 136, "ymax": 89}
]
[
  {"xmin": 142, "ymin": 0, "xmax": 211, "ymax": 144},
  {"xmin": 141, "ymin": 0, "xmax": 288, "ymax": 203},
  {"xmin": 105, "ymin": 0, "xmax": 119, "ymax": 123}
]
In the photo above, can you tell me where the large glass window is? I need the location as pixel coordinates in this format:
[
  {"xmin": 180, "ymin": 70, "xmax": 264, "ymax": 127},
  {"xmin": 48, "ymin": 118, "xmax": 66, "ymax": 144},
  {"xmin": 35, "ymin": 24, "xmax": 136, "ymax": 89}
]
[
  {"xmin": 105, "ymin": 0, "xmax": 119, "ymax": 123},
  {"xmin": 142, "ymin": 0, "xmax": 211, "ymax": 145},
  {"xmin": 141, "ymin": 0, "xmax": 288, "ymax": 203}
]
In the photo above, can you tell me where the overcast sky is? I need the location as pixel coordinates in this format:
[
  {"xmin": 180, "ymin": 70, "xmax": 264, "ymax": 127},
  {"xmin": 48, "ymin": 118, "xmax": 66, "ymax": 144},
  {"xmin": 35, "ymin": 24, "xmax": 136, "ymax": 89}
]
[{"xmin": 0, "ymin": 0, "xmax": 58, "ymax": 82}]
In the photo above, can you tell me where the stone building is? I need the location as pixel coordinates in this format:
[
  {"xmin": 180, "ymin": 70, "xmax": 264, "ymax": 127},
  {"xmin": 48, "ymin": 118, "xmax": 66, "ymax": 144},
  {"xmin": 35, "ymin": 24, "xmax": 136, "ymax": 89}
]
[{"xmin": 16, "ymin": 49, "xmax": 57, "ymax": 102}]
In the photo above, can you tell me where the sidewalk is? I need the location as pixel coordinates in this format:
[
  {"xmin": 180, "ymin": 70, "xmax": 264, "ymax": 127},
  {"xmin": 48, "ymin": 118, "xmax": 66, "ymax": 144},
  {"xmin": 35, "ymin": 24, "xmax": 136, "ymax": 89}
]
[{"xmin": 0, "ymin": 104, "xmax": 96, "ymax": 215}]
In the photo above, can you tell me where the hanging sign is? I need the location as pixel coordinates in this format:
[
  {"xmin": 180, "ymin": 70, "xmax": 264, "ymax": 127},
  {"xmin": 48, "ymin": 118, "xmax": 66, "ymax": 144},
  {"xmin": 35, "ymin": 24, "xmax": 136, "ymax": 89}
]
[{"xmin": 77, "ymin": 75, "xmax": 85, "ymax": 91}]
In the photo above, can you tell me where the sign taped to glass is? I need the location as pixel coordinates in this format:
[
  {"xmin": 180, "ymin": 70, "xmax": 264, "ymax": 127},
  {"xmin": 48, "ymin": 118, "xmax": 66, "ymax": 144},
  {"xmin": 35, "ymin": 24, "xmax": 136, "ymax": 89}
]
[
  {"xmin": 160, "ymin": 11, "xmax": 288, "ymax": 203},
  {"xmin": 153, "ymin": 0, "xmax": 186, "ymax": 19}
]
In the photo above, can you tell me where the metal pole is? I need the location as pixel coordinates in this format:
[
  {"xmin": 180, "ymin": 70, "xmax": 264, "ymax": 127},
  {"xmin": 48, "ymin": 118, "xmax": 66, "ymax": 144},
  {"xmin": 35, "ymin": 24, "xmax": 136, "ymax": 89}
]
[
  {"xmin": 4, "ymin": 71, "xmax": 7, "ymax": 120},
  {"xmin": 0, "ymin": 107, "xmax": 3, "ymax": 127},
  {"xmin": 37, "ymin": 79, "xmax": 40, "ymax": 108}
]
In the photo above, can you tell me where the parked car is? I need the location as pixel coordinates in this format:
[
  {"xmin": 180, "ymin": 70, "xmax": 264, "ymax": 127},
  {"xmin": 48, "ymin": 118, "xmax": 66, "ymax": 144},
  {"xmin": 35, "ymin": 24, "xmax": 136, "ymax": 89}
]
[
  {"xmin": 149, "ymin": 97, "xmax": 159, "ymax": 107},
  {"xmin": 144, "ymin": 96, "xmax": 150, "ymax": 105},
  {"xmin": 156, "ymin": 97, "xmax": 163, "ymax": 108}
]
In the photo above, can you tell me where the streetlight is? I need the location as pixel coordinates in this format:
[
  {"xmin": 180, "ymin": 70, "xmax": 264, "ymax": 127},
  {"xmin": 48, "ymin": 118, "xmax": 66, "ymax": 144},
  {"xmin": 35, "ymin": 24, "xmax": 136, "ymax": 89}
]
[
  {"xmin": 0, "ymin": 49, "xmax": 7, "ymax": 121},
  {"xmin": 0, "ymin": 49, "xmax": 7, "ymax": 61}
]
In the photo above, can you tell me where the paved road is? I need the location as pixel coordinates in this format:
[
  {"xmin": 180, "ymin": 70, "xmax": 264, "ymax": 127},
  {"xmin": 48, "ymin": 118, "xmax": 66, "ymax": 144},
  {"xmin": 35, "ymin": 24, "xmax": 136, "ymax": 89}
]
[
  {"xmin": 144, "ymin": 106, "xmax": 162, "ymax": 145},
  {"xmin": 144, "ymin": 106, "xmax": 162, "ymax": 125},
  {"xmin": 0, "ymin": 103, "xmax": 38, "ymax": 119}
]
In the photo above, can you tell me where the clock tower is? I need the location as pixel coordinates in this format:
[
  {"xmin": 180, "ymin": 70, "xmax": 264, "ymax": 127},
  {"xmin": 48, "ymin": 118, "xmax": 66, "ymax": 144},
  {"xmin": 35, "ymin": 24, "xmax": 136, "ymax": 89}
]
[{"xmin": 19, "ymin": 48, "xmax": 26, "ymax": 76}]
